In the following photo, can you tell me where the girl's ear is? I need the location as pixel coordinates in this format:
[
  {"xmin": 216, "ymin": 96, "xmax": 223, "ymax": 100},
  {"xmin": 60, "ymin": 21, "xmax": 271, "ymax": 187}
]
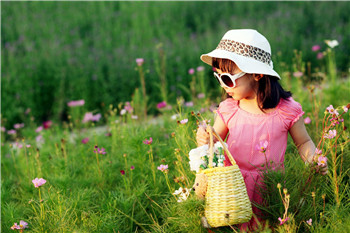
[{"xmin": 253, "ymin": 74, "xmax": 264, "ymax": 81}]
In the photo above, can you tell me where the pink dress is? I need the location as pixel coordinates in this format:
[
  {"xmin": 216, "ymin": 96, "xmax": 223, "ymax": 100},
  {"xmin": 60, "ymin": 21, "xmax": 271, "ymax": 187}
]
[{"xmin": 216, "ymin": 97, "xmax": 304, "ymax": 229}]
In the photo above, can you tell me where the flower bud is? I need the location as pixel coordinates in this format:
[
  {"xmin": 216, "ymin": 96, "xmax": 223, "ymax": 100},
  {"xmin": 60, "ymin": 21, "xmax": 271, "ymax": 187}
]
[{"xmin": 277, "ymin": 183, "xmax": 282, "ymax": 189}]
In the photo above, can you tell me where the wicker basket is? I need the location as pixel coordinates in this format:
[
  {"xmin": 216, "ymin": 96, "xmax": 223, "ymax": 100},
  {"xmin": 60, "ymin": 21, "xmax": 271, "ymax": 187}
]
[{"xmin": 200, "ymin": 126, "xmax": 252, "ymax": 227}]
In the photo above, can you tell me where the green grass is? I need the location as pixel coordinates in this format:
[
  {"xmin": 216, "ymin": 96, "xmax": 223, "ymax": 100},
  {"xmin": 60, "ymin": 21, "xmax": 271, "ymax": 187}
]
[{"xmin": 1, "ymin": 1, "xmax": 350, "ymax": 126}]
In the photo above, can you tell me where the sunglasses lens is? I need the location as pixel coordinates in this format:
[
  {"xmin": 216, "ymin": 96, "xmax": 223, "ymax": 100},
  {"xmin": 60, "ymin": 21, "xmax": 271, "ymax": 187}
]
[{"xmin": 221, "ymin": 74, "xmax": 234, "ymax": 87}]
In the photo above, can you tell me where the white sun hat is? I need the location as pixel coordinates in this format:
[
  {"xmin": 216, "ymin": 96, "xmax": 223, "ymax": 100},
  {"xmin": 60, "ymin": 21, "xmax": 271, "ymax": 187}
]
[{"xmin": 200, "ymin": 29, "xmax": 281, "ymax": 79}]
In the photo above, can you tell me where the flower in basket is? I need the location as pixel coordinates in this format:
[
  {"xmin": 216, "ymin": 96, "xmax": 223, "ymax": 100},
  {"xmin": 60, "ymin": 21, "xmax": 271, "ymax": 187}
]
[{"xmin": 189, "ymin": 142, "xmax": 227, "ymax": 172}]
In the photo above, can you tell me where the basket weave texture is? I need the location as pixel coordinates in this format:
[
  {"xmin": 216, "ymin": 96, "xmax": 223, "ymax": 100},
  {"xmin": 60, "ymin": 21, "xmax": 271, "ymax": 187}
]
[{"xmin": 201, "ymin": 126, "xmax": 252, "ymax": 227}]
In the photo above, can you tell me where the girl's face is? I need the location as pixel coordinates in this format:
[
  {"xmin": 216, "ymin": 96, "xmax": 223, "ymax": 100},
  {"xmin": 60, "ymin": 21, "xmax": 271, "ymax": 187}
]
[{"xmin": 215, "ymin": 68, "xmax": 258, "ymax": 101}]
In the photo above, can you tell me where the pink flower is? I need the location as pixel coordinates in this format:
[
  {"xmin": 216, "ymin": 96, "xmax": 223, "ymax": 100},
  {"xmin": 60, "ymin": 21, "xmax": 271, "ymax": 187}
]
[
  {"xmin": 188, "ymin": 68, "xmax": 195, "ymax": 75},
  {"xmin": 317, "ymin": 156, "xmax": 327, "ymax": 167},
  {"xmin": 306, "ymin": 218, "xmax": 312, "ymax": 226},
  {"xmin": 131, "ymin": 115, "xmax": 138, "ymax": 120},
  {"xmin": 326, "ymin": 105, "xmax": 339, "ymax": 116},
  {"xmin": 278, "ymin": 217, "xmax": 289, "ymax": 225},
  {"xmin": 143, "ymin": 137, "xmax": 153, "ymax": 145},
  {"xmin": 293, "ymin": 71, "xmax": 303, "ymax": 78},
  {"xmin": 26, "ymin": 144, "xmax": 31, "ymax": 148},
  {"xmin": 94, "ymin": 147, "xmax": 107, "ymax": 154},
  {"xmin": 312, "ymin": 45, "xmax": 320, "ymax": 52},
  {"xmin": 43, "ymin": 120, "xmax": 52, "ymax": 129},
  {"xmin": 323, "ymin": 129, "xmax": 337, "ymax": 139},
  {"xmin": 185, "ymin": 101, "xmax": 194, "ymax": 107},
  {"xmin": 157, "ymin": 164, "xmax": 168, "ymax": 172},
  {"xmin": 317, "ymin": 52, "xmax": 324, "ymax": 59},
  {"xmin": 18, "ymin": 220, "xmax": 28, "ymax": 229},
  {"xmin": 120, "ymin": 170, "xmax": 125, "ymax": 175},
  {"xmin": 32, "ymin": 178, "xmax": 47, "ymax": 188},
  {"xmin": 304, "ymin": 117, "xmax": 311, "ymax": 124},
  {"xmin": 136, "ymin": 58, "xmax": 144, "ymax": 66},
  {"xmin": 1, "ymin": 126, "xmax": 5, "ymax": 132},
  {"xmin": 82, "ymin": 112, "xmax": 101, "ymax": 123},
  {"xmin": 256, "ymin": 140, "xmax": 268, "ymax": 153},
  {"xmin": 14, "ymin": 123, "xmax": 25, "ymax": 129},
  {"xmin": 343, "ymin": 106, "xmax": 348, "ymax": 113},
  {"xmin": 67, "ymin": 99, "xmax": 85, "ymax": 107},
  {"xmin": 81, "ymin": 138, "xmax": 89, "ymax": 144},
  {"xmin": 35, "ymin": 126, "xmax": 43, "ymax": 133},
  {"xmin": 157, "ymin": 101, "xmax": 167, "ymax": 109},
  {"xmin": 130, "ymin": 165, "xmax": 135, "ymax": 170},
  {"xmin": 11, "ymin": 223, "xmax": 20, "ymax": 230},
  {"xmin": 197, "ymin": 93, "xmax": 205, "ymax": 99},
  {"xmin": 16, "ymin": 143, "xmax": 24, "ymax": 149},
  {"xmin": 36, "ymin": 135, "xmax": 44, "ymax": 143},
  {"xmin": 7, "ymin": 129, "xmax": 16, "ymax": 135},
  {"xmin": 180, "ymin": 119, "xmax": 188, "ymax": 124},
  {"xmin": 124, "ymin": 102, "xmax": 133, "ymax": 113},
  {"xmin": 196, "ymin": 66, "xmax": 204, "ymax": 72},
  {"xmin": 315, "ymin": 148, "xmax": 322, "ymax": 155}
]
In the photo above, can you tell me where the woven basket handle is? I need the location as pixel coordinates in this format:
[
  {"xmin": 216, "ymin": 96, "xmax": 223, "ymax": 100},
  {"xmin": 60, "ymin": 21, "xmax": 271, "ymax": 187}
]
[{"xmin": 207, "ymin": 125, "xmax": 236, "ymax": 167}]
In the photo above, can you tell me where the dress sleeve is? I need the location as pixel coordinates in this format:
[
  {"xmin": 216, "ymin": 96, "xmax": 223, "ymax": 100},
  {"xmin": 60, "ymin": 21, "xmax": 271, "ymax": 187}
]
[
  {"xmin": 278, "ymin": 97, "xmax": 305, "ymax": 130},
  {"xmin": 216, "ymin": 98, "xmax": 239, "ymax": 126}
]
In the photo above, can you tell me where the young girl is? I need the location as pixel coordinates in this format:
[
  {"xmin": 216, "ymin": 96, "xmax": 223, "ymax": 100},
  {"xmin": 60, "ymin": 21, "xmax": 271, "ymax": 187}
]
[{"xmin": 196, "ymin": 29, "xmax": 328, "ymax": 230}]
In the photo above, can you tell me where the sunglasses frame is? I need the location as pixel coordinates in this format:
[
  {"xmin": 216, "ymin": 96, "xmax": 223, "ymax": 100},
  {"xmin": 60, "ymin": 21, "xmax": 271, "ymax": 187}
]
[{"xmin": 213, "ymin": 71, "xmax": 246, "ymax": 88}]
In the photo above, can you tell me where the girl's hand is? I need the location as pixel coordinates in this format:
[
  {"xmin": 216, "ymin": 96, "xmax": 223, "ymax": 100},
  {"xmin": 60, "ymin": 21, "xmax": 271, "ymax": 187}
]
[{"xmin": 196, "ymin": 127, "xmax": 209, "ymax": 146}]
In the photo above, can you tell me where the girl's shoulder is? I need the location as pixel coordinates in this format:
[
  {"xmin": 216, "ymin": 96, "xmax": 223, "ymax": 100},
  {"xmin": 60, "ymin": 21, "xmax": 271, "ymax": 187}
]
[
  {"xmin": 277, "ymin": 97, "xmax": 305, "ymax": 129},
  {"xmin": 217, "ymin": 98, "xmax": 239, "ymax": 113}
]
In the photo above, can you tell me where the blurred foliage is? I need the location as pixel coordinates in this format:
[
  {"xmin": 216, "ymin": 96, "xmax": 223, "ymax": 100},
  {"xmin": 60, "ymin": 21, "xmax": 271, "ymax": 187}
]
[{"xmin": 1, "ymin": 1, "xmax": 350, "ymax": 127}]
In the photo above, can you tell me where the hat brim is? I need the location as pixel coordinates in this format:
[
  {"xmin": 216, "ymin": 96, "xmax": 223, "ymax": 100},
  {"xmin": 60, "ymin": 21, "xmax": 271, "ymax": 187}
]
[{"xmin": 200, "ymin": 49, "xmax": 280, "ymax": 79}]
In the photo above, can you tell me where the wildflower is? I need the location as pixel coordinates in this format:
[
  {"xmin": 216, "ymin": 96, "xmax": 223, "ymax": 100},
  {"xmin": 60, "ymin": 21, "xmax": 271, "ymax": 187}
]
[
  {"xmin": 1, "ymin": 126, "xmax": 5, "ymax": 132},
  {"xmin": 317, "ymin": 156, "xmax": 328, "ymax": 167},
  {"xmin": 325, "ymin": 39, "xmax": 339, "ymax": 48},
  {"xmin": 185, "ymin": 101, "xmax": 194, "ymax": 107},
  {"xmin": 315, "ymin": 148, "xmax": 322, "ymax": 155},
  {"xmin": 293, "ymin": 71, "xmax": 303, "ymax": 78},
  {"xmin": 277, "ymin": 183, "xmax": 282, "ymax": 189},
  {"xmin": 304, "ymin": 117, "xmax": 311, "ymax": 124},
  {"xmin": 256, "ymin": 140, "xmax": 268, "ymax": 153},
  {"xmin": 143, "ymin": 137, "xmax": 153, "ymax": 145},
  {"xmin": 32, "ymin": 178, "xmax": 47, "ymax": 188},
  {"xmin": 81, "ymin": 138, "xmax": 89, "ymax": 144},
  {"xmin": 136, "ymin": 58, "xmax": 144, "ymax": 66},
  {"xmin": 131, "ymin": 115, "xmax": 138, "ymax": 120},
  {"xmin": 188, "ymin": 68, "xmax": 195, "ymax": 75},
  {"xmin": 14, "ymin": 123, "xmax": 25, "ymax": 129},
  {"xmin": 180, "ymin": 119, "xmax": 188, "ymax": 124},
  {"xmin": 94, "ymin": 147, "xmax": 107, "ymax": 155},
  {"xmin": 312, "ymin": 45, "xmax": 320, "ymax": 52},
  {"xmin": 157, "ymin": 164, "xmax": 168, "ymax": 172},
  {"xmin": 130, "ymin": 166, "xmax": 135, "ymax": 170},
  {"xmin": 196, "ymin": 66, "xmax": 204, "ymax": 72},
  {"xmin": 343, "ymin": 105, "xmax": 349, "ymax": 113},
  {"xmin": 173, "ymin": 187, "xmax": 191, "ymax": 202},
  {"xmin": 306, "ymin": 218, "xmax": 312, "ymax": 226},
  {"xmin": 120, "ymin": 170, "xmax": 125, "ymax": 175},
  {"xmin": 120, "ymin": 109, "xmax": 127, "ymax": 115},
  {"xmin": 124, "ymin": 102, "xmax": 133, "ymax": 113},
  {"xmin": 278, "ymin": 217, "xmax": 289, "ymax": 225},
  {"xmin": 197, "ymin": 93, "xmax": 205, "ymax": 99},
  {"xmin": 326, "ymin": 105, "xmax": 339, "ymax": 116},
  {"xmin": 82, "ymin": 112, "xmax": 101, "ymax": 123},
  {"xmin": 36, "ymin": 135, "xmax": 44, "ymax": 143},
  {"xmin": 26, "ymin": 144, "xmax": 31, "ymax": 148},
  {"xmin": 7, "ymin": 129, "xmax": 16, "ymax": 135},
  {"xmin": 317, "ymin": 52, "xmax": 324, "ymax": 59},
  {"xmin": 170, "ymin": 114, "xmax": 179, "ymax": 120},
  {"xmin": 67, "ymin": 99, "xmax": 85, "ymax": 107},
  {"xmin": 35, "ymin": 126, "xmax": 43, "ymax": 133},
  {"xmin": 43, "ymin": 120, "xmax": 52, "ymax": 129},
  {"xmin": 18, "ymin": 220, "xmax": 28, "ymax": 229},
  {"xmin": 323, "ymin": 129, "xmax": 337, "ymax": 139},
  {"xmin": 157, "ymin": 101, "xmax": 167, "ymax": 109}
]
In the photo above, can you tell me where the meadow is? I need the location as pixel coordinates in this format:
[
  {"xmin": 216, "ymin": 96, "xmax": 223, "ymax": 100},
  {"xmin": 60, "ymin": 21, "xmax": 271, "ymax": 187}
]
[{"xmin": 2, "ymin": 1, "xmax": 350, "ymax": 233}]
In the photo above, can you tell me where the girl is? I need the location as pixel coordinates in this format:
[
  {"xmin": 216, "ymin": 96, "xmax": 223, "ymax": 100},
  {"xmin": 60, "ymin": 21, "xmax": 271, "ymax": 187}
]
[{"xmin": 196, "ymin": 29, "xmax": 327, "ymax": 230}]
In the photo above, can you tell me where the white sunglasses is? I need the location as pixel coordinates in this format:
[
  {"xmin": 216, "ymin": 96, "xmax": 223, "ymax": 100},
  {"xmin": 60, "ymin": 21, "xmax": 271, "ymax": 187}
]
[{"xmin": 213, "ymin": 72, "xmax": 246, "ymax": 88}]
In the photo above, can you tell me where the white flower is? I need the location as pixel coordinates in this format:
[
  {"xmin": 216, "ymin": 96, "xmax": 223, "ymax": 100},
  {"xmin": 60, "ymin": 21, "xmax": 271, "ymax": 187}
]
[
  {"xmin": 325, "ymin": 40, "xmax": 339, "ymax": 48},
  {"xmin": 120, "ymin": 109, "xmax": 127, "ymax": 115},
  {"xmin": 218, "ymin": 163, "xmax": 224, "ymax": 167},
  {"xmin": 173, "ymin": 187, "xmax": 191, "ymax": 202},
  {"xmin": 189, "ymin": 145, "xmax": 208, "ymax": 172},
  {"xmin": 171, "ymin": 114, "xmax": 179, "ymax": 120}
]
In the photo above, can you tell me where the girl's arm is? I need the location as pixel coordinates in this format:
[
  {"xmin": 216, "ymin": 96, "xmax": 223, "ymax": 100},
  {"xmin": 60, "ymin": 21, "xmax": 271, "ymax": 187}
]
[
  {"xmin": 196, "ymin": 114, "xmax": 228, "ymax": 146},
  {"xmin": 289, "ymin": 117, "xmax": 315, "ymax": 163},
  {"xmin": 289, "ymin": 117, "xmax": 328, "ymax": 174}
]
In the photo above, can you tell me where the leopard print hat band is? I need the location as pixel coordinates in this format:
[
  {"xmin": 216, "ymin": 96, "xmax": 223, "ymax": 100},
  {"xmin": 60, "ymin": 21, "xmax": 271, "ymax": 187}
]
[{"xmin": 216, "ymin": 39, "xmax": 272, "ymax": 66}]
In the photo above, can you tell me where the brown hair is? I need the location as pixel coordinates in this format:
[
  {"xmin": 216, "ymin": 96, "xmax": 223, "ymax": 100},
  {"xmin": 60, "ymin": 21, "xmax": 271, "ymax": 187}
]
[{"xmin": 212, "ymin": 58, "xmax": 292, "ymax": 112}]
